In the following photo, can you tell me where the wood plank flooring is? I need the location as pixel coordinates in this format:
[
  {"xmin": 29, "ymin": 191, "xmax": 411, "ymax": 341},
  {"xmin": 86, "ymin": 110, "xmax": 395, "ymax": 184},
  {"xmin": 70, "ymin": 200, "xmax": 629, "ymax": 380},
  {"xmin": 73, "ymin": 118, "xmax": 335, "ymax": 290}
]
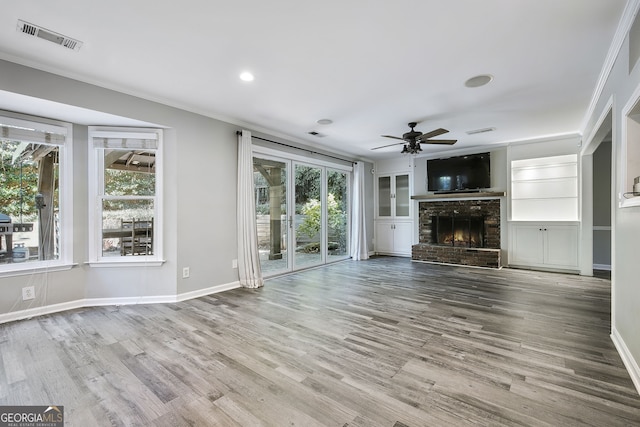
[{"xmin": 1, "ymin": 257, "xmax": 639, "ymax": 426}]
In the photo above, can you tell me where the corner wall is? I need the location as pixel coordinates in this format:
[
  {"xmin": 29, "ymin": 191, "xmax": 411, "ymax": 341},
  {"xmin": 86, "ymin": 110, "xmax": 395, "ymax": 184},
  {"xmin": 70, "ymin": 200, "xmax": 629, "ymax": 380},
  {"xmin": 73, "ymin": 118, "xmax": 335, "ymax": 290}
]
[{"xmin": 581, "ymin": 3, "xmax": 640, "ymax": 393}]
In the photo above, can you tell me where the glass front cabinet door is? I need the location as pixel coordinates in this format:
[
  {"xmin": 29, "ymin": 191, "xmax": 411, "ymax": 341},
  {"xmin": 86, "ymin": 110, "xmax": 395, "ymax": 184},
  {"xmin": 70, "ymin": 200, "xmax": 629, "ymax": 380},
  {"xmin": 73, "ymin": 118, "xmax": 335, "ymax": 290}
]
[{"xmin": 377, "ymin": 173, "xmax": 410, "ymax": 218}]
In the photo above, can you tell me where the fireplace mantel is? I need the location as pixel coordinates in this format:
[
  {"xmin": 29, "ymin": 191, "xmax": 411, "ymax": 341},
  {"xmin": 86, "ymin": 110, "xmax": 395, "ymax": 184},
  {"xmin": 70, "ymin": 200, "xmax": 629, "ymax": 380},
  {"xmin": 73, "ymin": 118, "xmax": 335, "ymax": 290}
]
[{"xmin": 411, "ymin": 191, "xmax": 506, "ymax": 201}]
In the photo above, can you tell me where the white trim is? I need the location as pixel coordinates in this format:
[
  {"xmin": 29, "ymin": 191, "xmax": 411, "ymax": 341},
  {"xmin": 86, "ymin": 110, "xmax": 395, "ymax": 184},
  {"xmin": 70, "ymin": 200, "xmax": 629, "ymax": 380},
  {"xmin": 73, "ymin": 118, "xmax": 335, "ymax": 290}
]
[
  {"xmin": 593, "ymin": 263, "xmax": 612, "ymax": 271},
  {"xmin": 87, "ymin": 259, "xmax": 165, "ymax": 268},
  {"xmin": 580, "ymin": 0, "xmax": 640, "ymax": 132},
  {"xmin": 88, "ymin": 126, "xmax": 163, "ymax": 263},
  {"xmin": 0, "ymin": 280, "xmax": 242, "ymax": 324},
  {"xmin": 593, "ymin": 226, "xmax": 612, "ymax": 231},
  {"xmin": 619, "ymin": 75, "xmax": 640, "ymax": 208},
  {"xmin": 253, "ymin": 145, "xmax": 353, "ymax": 172},
  {"xmin": 611, "ymin": 327, "xmax": 640, "ymax": 396},
  {"xmin": 0, "ymin": 114, "xmax": 69, "ymax": 136},
  {"xmin": 0, "ymin": 112, "xmax": 74, "ymax": 275},
  {"xmin": 175, "ymin": 281, "xmax": 241, "ymax": 302},
  {"xmin": 0, "ymin": 263, "xmax": 75, "ymax": 278}
]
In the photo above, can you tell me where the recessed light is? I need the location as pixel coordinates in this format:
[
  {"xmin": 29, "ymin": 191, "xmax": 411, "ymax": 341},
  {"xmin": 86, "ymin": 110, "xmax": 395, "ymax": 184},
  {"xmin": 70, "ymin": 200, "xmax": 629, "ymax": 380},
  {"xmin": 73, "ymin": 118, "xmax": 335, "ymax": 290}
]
[
  {"xmin": 239, "ymin": 71, "xmax": 254, "ymax": 82},
  {"xmin": 317, "ymin": 119, "xmax": 333, "ymax": 125},
  {"xmin": 465, "ymin": 74, "xmax": 493, "ymax": 88}
]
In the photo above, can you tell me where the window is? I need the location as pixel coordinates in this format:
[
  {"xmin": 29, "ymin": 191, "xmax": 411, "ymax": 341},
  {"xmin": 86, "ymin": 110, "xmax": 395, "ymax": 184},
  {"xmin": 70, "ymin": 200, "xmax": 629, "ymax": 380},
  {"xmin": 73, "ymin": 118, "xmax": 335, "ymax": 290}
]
[
  {"xmin": 89, "ymin": 127, "xmax": 162, "ymax": 264},
  {"xmin": 621, "ymin": 82, "xmax": 640, "ymax": 207},
  {"xmin": 0, "ymin": 113, "xmax": 72, "ymax": 274}
]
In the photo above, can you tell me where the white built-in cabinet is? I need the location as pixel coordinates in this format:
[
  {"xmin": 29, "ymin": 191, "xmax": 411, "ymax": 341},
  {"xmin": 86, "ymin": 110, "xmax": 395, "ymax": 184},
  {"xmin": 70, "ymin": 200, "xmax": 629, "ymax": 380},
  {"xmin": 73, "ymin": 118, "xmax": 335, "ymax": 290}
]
[
  {"xmin": 375, "ymin": 169, "xmax": 413, "ymax": 256},
  {"xmin": 375, "ymin": 221, "xmax": 412, "ymax": 256},
  {"xmin": 508, "ymin": 153, "xmax": 580, "ymax": 272},
  {"xmin": 509, "ymin": 222, "xmax": 579, "ymax": 271}
]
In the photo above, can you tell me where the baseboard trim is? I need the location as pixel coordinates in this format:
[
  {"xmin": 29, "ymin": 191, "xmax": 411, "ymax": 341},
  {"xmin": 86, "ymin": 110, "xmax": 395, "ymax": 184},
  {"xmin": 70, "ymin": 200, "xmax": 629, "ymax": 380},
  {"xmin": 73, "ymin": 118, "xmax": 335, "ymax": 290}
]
[
  {"xmin": 593, "ymin": 263, "xmax": 612, "ymax": 271},
  {"xmin": 0, "ymin": 300, "xmax": 85, "ymax": 324},
  {"xmin": 0, "ymin": 281, "xmax": 242, "ymax": 324},
  {"xmin": 175, "ymin": 281, "xmax": 241, "ymax": 302},
  {"xmin": 611, "ymin": 327, "xmax": 640, "ymax": 395}
]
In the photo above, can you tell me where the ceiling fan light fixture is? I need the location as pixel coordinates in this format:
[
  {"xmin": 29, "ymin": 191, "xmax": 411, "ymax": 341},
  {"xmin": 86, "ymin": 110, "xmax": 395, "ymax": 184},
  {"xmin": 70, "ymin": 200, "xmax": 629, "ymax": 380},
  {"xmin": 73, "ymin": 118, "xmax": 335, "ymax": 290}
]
[
  {"xmin": 465, "ymin": 74, "xmax": 493, "ymax": 88},
  {"xmin": 402, "ymin": 141, "xmax": 422, "ymax": 155}
]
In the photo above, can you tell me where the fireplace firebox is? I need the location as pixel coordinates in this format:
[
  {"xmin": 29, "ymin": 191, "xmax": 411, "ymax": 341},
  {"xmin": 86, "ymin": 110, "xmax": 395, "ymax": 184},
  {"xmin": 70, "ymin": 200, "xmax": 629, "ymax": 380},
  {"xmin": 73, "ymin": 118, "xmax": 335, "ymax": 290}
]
[{"xmin": 431, "ymin": 215, "xmax": 484, "ymax": 248}]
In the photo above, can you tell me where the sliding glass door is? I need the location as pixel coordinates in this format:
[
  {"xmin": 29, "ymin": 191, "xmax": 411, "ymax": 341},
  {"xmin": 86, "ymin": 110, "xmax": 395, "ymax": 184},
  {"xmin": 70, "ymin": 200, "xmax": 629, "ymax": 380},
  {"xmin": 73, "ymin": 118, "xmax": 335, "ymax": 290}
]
[
  {"xmin": 294, "ymin": 164, "xmax": 323, "ymax": 269},
  {"xmin": 253, "ymin": 153, "xmax": 350, "ymax": 277},
  {"xmin": 327, "ymin": 169, "xmax": 349, "ymax": 262},
  {"xmin": 253, "ymin": 156, "xmax": 289, "ymax": 276}
]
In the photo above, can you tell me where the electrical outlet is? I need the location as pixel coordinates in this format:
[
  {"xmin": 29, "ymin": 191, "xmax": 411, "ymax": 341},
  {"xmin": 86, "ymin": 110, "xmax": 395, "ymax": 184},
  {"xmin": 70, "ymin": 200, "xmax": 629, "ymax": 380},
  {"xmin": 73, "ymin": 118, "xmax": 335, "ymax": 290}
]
[
  {"xmin": 22, "ymin": 286, "xmax": 35, "ymax": 301},
  {"xmin": 182, "ymin": 267, "xmax": 190, "ymax": 279},
  {"xmin": 232, "ymin": 259, "xmax": 238, "ymax": 269}
]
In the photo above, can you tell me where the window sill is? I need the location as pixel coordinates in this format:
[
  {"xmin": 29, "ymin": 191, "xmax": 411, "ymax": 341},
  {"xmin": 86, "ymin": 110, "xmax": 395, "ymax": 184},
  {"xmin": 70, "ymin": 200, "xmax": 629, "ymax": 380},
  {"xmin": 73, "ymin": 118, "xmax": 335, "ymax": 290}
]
[
  {"xmin": 87, "ymin": 259, "xmax": 166, "ymax": 268},
  {"xmin": 0, "ymin": 262, "xmax": 77, "ymax": 278},
  {"xmin": 620, "ymin": 195, "xmax": 640, "ymax": 208}
]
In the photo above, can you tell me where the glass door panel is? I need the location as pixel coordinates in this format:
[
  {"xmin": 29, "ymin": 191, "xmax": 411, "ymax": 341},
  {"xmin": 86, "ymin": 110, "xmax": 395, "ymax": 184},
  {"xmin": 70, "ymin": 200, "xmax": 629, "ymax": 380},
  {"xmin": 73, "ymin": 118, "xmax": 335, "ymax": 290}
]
[
  {"xmin": 294, "ymin": 164, "xmax": 323, "ymax": 268},
  {"xmin": 395, "ymin": 174, "xmax": 410, "ymax": 217},
  {"xmin": 327, "ymin": 169, "xmax": 349, "ymax": 261},
  {"xmin": 253, "ymin": 157, "xmax": 289, "ymax": 275},
  {"xmin": 378, "ymin": 176, "xmax": 391, "ymax": 216}
]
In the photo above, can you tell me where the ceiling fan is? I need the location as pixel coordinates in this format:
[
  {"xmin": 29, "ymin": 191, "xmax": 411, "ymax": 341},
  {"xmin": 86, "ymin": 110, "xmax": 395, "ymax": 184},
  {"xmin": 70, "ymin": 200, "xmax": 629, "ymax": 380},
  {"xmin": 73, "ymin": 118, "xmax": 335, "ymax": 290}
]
[{"xmin": 372, "ymin": 122, "xmax": 457, "ymax": 154}]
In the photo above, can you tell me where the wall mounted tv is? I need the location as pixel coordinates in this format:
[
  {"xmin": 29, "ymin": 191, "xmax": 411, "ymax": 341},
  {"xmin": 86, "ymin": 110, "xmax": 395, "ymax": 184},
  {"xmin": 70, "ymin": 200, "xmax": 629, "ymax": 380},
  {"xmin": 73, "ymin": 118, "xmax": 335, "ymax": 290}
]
[{"xmin": 427, "ymin": 152, "xmax": 491, "ymax": 193}]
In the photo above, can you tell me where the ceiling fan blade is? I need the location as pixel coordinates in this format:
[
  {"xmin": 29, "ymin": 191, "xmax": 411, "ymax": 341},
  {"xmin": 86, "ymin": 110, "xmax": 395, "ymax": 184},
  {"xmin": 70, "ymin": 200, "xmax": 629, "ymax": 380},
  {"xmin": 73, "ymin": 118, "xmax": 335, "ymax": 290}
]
[
  {"xmin": 381, "ymin": 135, "xmax": 405, "ymax": 140},
  {"xmin": 424, "ymin": 139, "xmax": 457, "ymax": 145},
  {"xmin": 418, "ymin": 128, "xmax": 449, "ymax": 141},
  {"xmin": 371, "ymin": 141, "xmax": 405, "ymax": 150}
]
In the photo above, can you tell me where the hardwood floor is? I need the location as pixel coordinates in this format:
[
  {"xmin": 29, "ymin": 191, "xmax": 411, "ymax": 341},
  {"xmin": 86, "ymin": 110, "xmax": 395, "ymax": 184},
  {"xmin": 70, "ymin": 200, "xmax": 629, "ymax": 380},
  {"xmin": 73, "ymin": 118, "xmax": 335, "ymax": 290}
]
[{"xmin": 1, "ymin": 257, "xmax": 639, "ymax": 426}]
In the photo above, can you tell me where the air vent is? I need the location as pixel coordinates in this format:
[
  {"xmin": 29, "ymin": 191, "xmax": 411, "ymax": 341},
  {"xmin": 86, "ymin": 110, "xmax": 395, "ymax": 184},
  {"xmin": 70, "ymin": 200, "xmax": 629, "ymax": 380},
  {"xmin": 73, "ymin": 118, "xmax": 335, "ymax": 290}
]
[
  {"xmin": 17, "ymin": 20, "xmax": 83, "ymax": 51},
  {"xmin": 466, "ymin": 127, "xmax": 496, "ymax": 135}
]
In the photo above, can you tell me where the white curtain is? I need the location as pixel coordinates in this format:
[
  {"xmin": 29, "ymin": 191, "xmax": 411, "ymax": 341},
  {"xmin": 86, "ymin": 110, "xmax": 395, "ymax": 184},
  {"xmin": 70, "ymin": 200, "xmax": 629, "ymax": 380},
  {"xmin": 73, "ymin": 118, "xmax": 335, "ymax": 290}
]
[
  {"xmin": 350, "ymin": 161, "xmax": 369, "ymax": 260},
  {"xmin": 237, "ymin": 130, "xmax": 264, "ymax": 288}
]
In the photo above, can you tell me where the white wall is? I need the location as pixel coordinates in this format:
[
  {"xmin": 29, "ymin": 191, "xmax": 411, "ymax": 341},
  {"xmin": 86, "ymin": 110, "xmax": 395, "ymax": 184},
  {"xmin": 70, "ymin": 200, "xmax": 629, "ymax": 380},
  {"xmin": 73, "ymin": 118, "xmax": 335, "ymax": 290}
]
[
  {"xmin": 0, "ymin": 59, "xmax": 371, "ymax": 319},
  {"xmin": 581, "ymin": 5, "xmax": 640, "ymax": 391}
]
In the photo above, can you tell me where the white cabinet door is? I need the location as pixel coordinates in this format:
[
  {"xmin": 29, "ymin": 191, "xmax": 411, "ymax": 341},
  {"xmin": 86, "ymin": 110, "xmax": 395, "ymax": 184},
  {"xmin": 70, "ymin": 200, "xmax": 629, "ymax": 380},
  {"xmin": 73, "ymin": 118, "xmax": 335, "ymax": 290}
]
[
  {"xmin": 509, "ymin": 222, "xmax": 579, "ymax": 271},
  {"xmin": 375, "ymin": 222, "xmax": 395, "ymax": 254},
  {"xmin": 377, "ymin": 173, "xmax": 411, "ymax": 219},
  {"xmin": 544, "ymin": 225, "xmax": 579, "ymax": 268},
  {"xmin": 375, "ymin": 221, "xmax": 413, "ymax": 256},
  {"xmin": 393, "ymin": 222, "xmax": 413, "ymax": 256},
  {"xmin": 510, "ymin": 224, "xmax": 544, "ymax": 265}
]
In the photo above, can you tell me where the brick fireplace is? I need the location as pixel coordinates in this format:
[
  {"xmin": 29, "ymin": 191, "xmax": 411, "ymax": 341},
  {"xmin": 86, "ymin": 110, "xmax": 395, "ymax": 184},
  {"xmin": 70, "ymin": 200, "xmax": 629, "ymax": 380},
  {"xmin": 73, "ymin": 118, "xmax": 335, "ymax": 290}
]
[{"xmin": 412, "ymin": 197, "xmax": 502, "ymax": 268}]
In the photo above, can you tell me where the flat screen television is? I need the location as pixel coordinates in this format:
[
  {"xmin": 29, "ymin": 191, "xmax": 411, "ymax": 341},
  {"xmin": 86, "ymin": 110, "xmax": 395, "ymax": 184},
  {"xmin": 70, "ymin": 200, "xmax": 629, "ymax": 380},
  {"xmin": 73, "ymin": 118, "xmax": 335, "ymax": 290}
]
[{"xmin": 427, "ymin": 152, "xmax": 491, "ymax": 193}]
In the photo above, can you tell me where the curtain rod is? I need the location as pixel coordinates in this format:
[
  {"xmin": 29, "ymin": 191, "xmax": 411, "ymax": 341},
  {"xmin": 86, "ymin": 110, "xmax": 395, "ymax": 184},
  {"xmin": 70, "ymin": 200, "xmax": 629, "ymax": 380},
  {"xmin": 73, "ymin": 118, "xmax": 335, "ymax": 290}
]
[{"xmin": 236, "ymin": 131, "xmax": 355, "ymax": 164}]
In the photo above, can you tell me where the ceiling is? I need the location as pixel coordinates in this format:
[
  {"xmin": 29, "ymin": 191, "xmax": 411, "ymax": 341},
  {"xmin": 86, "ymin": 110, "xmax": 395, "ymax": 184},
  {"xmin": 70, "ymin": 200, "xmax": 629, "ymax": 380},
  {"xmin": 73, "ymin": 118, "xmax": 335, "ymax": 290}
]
[{"xmin": 0, "ymin": 0, "xmax": 629, "ymax": 159}]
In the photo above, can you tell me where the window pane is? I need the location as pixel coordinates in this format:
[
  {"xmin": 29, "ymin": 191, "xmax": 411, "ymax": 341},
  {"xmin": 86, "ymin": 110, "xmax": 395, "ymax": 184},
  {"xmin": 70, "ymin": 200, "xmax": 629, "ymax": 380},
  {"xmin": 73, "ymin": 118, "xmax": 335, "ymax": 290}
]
[
  {"xmin": 0, "ymin": 140, "xmax": 60, "ymax": 264},
  {"xmin": 104, "ymin": 149, "xmax": 155, "ymax": 196},
  {"xmin": 102, "ymin": 199, "xmax": 154, "ymax": 256},
  {"xmin": 328, "ymin": 170, "xmax": 348, "ymax": 260}
]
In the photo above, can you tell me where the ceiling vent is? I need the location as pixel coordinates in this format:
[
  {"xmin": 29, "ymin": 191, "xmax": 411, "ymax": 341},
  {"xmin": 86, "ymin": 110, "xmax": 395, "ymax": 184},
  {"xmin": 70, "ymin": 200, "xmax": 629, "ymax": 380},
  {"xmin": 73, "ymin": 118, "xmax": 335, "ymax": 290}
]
[
  {"xmin": 17, "ymin": 20, "xmax": 83, "ymax": 51},
  {"xmin": 466, "ymin": 127, "xmax": 496, "ymax": 135}
]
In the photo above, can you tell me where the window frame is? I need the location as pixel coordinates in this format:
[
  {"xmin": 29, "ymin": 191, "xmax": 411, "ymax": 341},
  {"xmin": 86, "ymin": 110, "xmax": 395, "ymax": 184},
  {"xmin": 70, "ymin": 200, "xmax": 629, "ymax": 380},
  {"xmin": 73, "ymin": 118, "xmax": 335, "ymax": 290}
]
[
  {"xmin": 0, "ymin": 112, "xmax": 73, "ymax": 277},
  {"xmin": 88, "ymin": 126, "xmax": 163, "ymax": 266}
]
